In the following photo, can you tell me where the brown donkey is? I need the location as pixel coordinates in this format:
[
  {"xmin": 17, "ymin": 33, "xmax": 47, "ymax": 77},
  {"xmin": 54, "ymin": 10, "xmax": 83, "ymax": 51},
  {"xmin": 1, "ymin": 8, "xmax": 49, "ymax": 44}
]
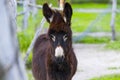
[{"xmin": 32, "ymin": 2, "xmax": 77, "ymax": 80}]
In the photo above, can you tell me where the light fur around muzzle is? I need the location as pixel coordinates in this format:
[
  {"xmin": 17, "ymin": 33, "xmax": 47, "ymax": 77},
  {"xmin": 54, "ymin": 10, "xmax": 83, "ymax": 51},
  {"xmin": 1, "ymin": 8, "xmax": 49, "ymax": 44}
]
[{"xmin": 55, "ymin": 46, "xmax": 64, "ymax": 58}]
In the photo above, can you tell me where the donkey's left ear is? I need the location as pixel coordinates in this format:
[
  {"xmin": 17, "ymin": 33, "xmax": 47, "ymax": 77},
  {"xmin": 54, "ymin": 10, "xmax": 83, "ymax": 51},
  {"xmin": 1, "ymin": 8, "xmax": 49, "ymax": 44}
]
[
  {"xmin": 63, "ymin": 2, "xmax": 72, "ymax": 23},
  {"xmin": 43, "ymin": 3, "xmax": 53, "ymax": 23}
]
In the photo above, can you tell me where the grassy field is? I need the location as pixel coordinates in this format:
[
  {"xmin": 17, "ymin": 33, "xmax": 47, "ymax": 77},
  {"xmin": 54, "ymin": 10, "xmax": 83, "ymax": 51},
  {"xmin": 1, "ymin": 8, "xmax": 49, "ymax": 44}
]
[
  {"xmin": 90, "ymin": 74, "xmax": 120, "ymax": 80},
  {"xmin": 72, "ymin": 3, "xmax": 108, "ymax": 9},
  {"xmin": 72, "ymin": 11, "xmax": 120, "ymax": 33}
]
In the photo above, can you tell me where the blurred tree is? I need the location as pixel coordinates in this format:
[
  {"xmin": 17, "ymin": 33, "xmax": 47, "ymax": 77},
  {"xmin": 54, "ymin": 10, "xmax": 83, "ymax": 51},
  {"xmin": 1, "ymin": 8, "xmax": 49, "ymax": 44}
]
[{"xmin": 0, "ymin": 0, "xmax": 27, "ymax": 80}]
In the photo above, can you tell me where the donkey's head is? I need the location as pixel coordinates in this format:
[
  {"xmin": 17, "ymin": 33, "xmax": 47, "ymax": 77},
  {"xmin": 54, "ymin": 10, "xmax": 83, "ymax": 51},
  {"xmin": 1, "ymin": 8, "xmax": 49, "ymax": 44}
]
[{"xmin": 43, "ymin": 3, "xmax": 72, "ymax": 59}]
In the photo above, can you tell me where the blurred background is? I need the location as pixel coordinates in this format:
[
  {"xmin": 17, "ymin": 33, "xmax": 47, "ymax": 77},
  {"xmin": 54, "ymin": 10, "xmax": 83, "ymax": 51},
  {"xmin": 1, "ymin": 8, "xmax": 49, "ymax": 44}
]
[{"xmin": 17, "ymin": 0, "xmax": 120, "ymax": 80}]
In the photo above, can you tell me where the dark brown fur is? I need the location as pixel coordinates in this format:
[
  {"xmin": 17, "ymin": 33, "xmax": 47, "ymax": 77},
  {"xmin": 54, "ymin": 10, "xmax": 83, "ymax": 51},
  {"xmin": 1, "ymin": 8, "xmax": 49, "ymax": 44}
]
[{"xmin": 32, "ymin": 2, "xmax": 77, "ymax": 80}]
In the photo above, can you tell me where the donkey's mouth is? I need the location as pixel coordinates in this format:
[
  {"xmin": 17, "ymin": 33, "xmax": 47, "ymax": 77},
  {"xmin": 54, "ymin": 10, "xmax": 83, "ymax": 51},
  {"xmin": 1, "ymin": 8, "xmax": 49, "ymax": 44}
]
[{"xmin": 55, "ymin": 56, "xmax": 65, "ymax": 64}]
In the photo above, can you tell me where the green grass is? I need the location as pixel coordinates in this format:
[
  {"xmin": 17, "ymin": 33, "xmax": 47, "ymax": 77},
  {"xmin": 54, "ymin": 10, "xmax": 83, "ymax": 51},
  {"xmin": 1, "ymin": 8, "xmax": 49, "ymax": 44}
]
[
  {"xmin": 71, "ymin": 3, "xmax": 112, "ymax": 32},
  {"xmin": 74, "ymin": 36, "xmax": 110, "ymax": 44},
  {"xmin": 108, "ymin": 67, "xmax": 120, "ymax": 70},
  {"xmin": 18, "ymin": 32, "xmax": 34, "ymax": 52},
  {"xmin": 72, "ymin": 12, "xmax": 120, "ymax": 33},
  {"xmin": 26, "ymin": 52, "xmax": 32, "ymax": 69},
  {"xmin": 73, "ymin": 35, "xmax": 120, "ymax": 50},
  {"xmin": 90, "ymin": 74, "xmax": 120, "ymax": 80},
  {"xmin": 105, "ymin": 41, "xmax": 120, "ymax": 50},
  {"xmin": 27, "ymin": 70, "xmax": 34, "ymax": 80},
  {"xmin": 72, "ymin": 3, "xmax": 109, "ymax": 9},
  {"xmin": 72, "ymin": 12, "xmax": 98, "ymax": 32},
  {"xmin": 71, "ymin": 3, "xmax": 120, "ymax": 33}
]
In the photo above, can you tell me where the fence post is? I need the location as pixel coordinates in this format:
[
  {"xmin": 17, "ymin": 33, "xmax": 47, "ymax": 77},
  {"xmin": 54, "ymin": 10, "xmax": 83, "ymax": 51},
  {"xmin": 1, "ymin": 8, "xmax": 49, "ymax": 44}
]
[
  {"xmin": 58, "ymin": 0, "xmax": 65, "ymax": 9},
  {"xmin": 23, "ymin": 0, "xmax": 30, "ymax": 30},
  {"xmin": 110, "ymin": 0, "xmax": 117, "ymax": 41},
  {"xmin": 30, "ymin": 0, "xmax": 38, "ymax": 17},
  {"xmin": 0, "ymin": 0, "xmax": 27, "ymax": 80}
]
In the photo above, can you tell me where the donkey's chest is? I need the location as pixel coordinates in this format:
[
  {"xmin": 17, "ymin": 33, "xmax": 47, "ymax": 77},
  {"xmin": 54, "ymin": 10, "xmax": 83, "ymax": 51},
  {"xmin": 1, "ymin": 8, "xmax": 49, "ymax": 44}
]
[{"xmin": 48, "ymin": 58, "xmax": 71, "ymax": 80}]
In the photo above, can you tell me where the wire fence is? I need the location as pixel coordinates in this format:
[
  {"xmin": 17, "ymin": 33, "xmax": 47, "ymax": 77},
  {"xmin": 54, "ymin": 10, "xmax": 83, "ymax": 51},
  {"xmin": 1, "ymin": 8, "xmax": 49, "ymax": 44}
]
[{"xmin": 73, "ymin": 0, "xmax": 112, "ymax": 42}]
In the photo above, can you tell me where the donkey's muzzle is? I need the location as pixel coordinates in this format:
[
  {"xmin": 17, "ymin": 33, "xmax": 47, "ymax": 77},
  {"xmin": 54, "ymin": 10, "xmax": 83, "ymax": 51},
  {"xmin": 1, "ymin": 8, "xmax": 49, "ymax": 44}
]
[{"xmin": 55, "ymin": 46, "xmax": 64, "ymax": 58}]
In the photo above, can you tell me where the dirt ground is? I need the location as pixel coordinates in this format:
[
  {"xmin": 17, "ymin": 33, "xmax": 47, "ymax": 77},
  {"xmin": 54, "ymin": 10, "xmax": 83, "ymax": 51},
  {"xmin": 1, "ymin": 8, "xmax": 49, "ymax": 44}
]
[{"xmin": 72, "ymin": 44, "xmax": 120, "ymax": 80}]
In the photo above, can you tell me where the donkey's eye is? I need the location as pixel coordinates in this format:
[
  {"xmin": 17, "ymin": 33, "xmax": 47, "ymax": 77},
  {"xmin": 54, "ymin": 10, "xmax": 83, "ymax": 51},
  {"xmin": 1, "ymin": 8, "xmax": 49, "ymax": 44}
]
[
  {"xmin": 63, "ymin": 34, "xmax": 68, "ymax": 41},
  {"xmin": 50, "ymin": 34, "xmax": 55, "ymax": 42}
]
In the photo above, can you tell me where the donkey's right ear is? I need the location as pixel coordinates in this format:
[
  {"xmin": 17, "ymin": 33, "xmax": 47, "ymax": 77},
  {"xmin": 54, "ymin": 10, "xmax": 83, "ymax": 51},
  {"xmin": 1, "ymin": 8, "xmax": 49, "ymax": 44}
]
[{"xmin": 43, "ymin": 3, "xmax": 53, "ymax": 23}]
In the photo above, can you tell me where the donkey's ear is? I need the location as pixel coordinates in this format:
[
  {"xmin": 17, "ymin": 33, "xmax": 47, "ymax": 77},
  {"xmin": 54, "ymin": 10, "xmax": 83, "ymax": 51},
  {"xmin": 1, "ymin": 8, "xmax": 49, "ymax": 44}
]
[
  {"xmin": 43, "ymin": 3, "xmax": 53, "ymax": 23},
  {"xmin": 63, "ymin": 2, "xmax": 72, "ymax": 23}
]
